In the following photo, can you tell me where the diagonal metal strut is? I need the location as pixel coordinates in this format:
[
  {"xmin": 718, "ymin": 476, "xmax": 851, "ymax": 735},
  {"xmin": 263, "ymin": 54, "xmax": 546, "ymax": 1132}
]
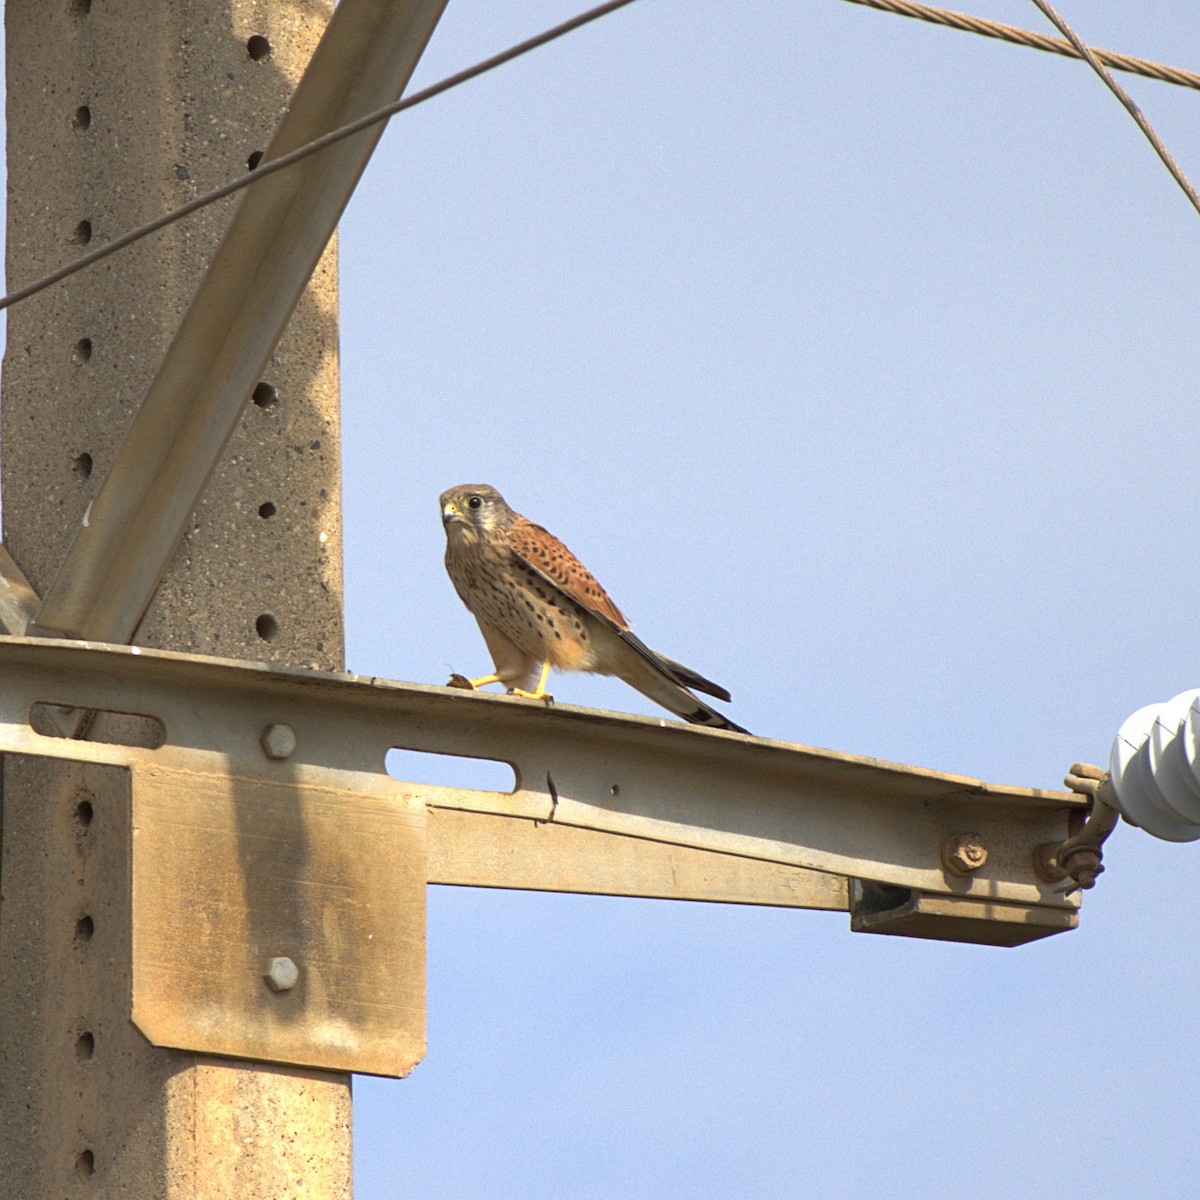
[{"xmin": 31, "ymin": 0, "xmax": 449, "ymax": 644}]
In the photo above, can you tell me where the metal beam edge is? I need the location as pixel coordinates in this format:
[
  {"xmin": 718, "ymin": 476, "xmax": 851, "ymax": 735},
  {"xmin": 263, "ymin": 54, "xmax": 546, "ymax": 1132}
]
[{"xmin": 0, "ymin": 637, "xmax": 1084, "ymax": 915}]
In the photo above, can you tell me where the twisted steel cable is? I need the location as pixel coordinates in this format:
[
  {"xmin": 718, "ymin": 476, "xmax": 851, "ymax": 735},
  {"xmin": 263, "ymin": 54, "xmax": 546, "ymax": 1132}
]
[
  {"xmin": 842, "ymin": 0, "xmax": 1200, "ymax": 91},
  {"xmin": 1, "ymin": 0, "xmax": 1197, "ymax": 315}
]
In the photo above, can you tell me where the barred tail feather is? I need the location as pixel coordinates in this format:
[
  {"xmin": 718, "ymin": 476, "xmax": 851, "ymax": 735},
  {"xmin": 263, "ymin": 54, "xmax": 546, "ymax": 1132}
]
[
  {"xmin": 648, "ymin": 651, "xmax": 732, "ymax": 703},
  {"xmin": 618, "ymin": 653, "xmax": 749, "ymax": 735},
  {"xmin": 617, "ymin": 630, "xmax": 733, "ymax": 703}
]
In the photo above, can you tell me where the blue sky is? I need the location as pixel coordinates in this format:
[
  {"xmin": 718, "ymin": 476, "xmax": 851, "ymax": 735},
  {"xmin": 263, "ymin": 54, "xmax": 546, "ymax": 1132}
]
[
  {"xmin": 8, "ymin": 1, "xmax": 1200, "ymax": 1195},
  {"xmin": 339, "ymin": 4, "xmax": 1200, "ymax": 1195}
]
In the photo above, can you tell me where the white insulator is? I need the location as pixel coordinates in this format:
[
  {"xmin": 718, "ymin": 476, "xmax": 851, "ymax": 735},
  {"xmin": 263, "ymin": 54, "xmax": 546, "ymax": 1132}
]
[{"xmin": 1109, "ymin": 690, "xmax": 1200, "ymax": 842}]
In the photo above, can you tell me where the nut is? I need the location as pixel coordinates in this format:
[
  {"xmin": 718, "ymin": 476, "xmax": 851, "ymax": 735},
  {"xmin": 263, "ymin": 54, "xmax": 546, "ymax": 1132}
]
[
  {"xmin": 264, "ymin": 956, "xmax": 300, "ymax": 992},
  {"xmin": 940, "ymin": 833, "xmax": 987, "ymax": 876},
  {"xmin": 1060, "ymin": 846, "xmax": 1105, "ymax": 890},
  {"xmin": 1032, "ymin": 841, "xmax": 1068, "ymax": 883},
  {"xmin": 260, "ymin": 723, "xmax": 296, "ymax": 760}
]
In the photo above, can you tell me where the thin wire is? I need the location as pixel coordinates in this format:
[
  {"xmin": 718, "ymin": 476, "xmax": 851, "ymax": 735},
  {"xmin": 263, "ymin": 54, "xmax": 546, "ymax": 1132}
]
[
  {"xmin": 0, "ymin": 0, "xmax": 640, "ymax": 315},
  {"xmin": 1026, "ymin": 0, "xmax": 1200, "ymax": 219},
  {"xmin": 841, "ymin": 0, "xmax": 1200, "ymax": 92},
  {"xmin": 4, "ymin": 0, "xmax": 1197, "ymax": 316}
]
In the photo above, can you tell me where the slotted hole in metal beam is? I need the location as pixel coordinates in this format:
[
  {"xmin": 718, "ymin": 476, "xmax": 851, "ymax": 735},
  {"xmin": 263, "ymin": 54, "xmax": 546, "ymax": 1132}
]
[
  {"xmin": 386, "ymin": 747, "xmax": 516, "ymax": 794},
  {"xmin": 29, "ymin": 702, "xmax": 165, "ymax": 749}
]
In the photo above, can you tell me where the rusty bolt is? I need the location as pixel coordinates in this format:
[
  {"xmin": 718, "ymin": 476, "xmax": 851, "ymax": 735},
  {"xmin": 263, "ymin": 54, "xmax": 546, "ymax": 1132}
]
[
  {"xmin": 1033, "ymin": 841, "xmax": 1068, "ymax": 883},
  {"xmin": 1060, "ymin": 847, "xmax": 1105, "ymax": 890},
  {"xmin": 264, "ymin": 956, "xmax": 299, "ymax": 992},
  {"xmin": 260, "ymin": 723, "xmax": 296, "ymax": 760},
  {"xmin": 940, "ymin": 833, "xmax": 988, "ymax": 876}
]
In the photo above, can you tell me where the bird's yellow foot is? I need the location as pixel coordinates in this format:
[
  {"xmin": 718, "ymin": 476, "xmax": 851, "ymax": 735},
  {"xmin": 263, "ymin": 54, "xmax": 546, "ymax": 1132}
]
[
  {"xmin": 508, "ymin": 661, "xmax": 554, "ymax": 705},
  {"xmin": 446, "ymin": 673, "xmax": 503, "ymax": 690}
]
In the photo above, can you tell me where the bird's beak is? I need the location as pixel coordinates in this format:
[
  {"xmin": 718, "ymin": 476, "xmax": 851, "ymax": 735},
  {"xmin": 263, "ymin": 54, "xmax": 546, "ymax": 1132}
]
[{"xmin": 442, "ymin": 502, "xmax": 465, "ymax": 527}]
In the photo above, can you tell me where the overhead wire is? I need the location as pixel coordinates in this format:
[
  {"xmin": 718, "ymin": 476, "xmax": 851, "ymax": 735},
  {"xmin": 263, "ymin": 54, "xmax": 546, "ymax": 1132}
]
[
  {"xmin": 0, "ymin": 0, "xmax": 1197, "ymax": 316},
  {"xmin": 846, "ymin": 0, "xmax": 1200, "ymax": 217},
  {"xmin": 0, "ymin": 0, "xmax": 640, "ymax": 315},
  {"xmin": 1025, "ymin": 0, "xmax": 1200, "ymax": 219},
  {"xmin": 841, "ymin": 0, "xmax": 1200, "ymax": 92}
]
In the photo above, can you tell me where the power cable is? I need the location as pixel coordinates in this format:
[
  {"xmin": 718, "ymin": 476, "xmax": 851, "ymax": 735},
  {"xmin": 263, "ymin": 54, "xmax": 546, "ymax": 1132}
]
[
  {"xmin": 0, "ymin": 0, "xmax": 640, "ymax": 315},
  {"xmin": 842, "ymin": 0, "xmax": 1200, "ymax": 92},
  {"xmin": 1, "ymin": 0, "xmax": 1197, "ymax": 315},
  {"xmin": 850, "ymin": 0, "xmax": 1200, "ymax": 217},
  {"xmin": 1026, "ymin": 0, "xmax": 1200, "ymax": 218}
]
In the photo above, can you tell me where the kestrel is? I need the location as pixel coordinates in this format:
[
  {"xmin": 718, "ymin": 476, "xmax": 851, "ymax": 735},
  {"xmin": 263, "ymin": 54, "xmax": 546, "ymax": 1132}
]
[{"xmin": 440, "ymin": 484, "xmax": 747, "ymax": 734}]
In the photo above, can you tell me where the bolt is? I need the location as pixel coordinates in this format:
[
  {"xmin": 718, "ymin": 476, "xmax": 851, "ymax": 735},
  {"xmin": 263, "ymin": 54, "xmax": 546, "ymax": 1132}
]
[
  {"xmin": 1033, "ymin": 841, "xmax": 1068, "ymax": 883},
  {"xmin": 940, "ymin": 832, "xmax": 988, "ymax": 876},
  {"xmin": 1061, "ymin": 847, "xmax": 1105, "ymax": 890},
  {"xmin": 260, "ymin": 723, "xmax": 296, "ymax": 760},
  {"xmin": 264, "ymin": 956, "xmax": 299, "ymax": 992}
]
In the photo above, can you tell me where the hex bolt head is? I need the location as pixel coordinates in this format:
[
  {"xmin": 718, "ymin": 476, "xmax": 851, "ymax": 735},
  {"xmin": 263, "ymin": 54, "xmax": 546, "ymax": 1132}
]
[
  {"xmin": 940, "ymin": 833, "xmax": 988, "ymax": 876},
  {"xmin": 264, "ymin": 956, "xmax": 300, "ymax": 992},
  {"xmin": 260, "ymin": 723, "xmax": 297, "ymax": 760}
]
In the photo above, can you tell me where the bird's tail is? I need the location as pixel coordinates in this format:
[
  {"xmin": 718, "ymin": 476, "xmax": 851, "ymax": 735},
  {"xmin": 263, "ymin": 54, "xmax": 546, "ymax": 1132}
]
[
  {"xmin": 617, "ymin": 643, "xmax": 749, "ymax": 734},
  {"xmin": 649, "ymin": 651, "xmax": 732, "ymax": 703}
]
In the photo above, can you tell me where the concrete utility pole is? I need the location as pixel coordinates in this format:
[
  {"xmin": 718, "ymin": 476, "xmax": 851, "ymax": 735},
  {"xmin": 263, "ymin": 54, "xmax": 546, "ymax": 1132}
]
[{"xmin": 1, "ymin": 3, "xmax": 347, "ymax": 1193}]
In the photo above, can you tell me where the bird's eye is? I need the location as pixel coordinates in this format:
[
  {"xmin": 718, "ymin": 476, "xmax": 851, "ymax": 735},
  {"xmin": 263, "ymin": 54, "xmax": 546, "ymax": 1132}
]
[{"xmin": 467, "ymin": 495, "xmax": 482, "ymax": 510}]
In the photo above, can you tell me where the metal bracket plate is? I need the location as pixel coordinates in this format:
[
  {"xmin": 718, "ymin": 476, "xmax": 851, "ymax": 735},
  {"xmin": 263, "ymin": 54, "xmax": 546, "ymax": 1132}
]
[{"xmin": 131, "ymin": 764, "xmax": 425, "ymax": 1077}]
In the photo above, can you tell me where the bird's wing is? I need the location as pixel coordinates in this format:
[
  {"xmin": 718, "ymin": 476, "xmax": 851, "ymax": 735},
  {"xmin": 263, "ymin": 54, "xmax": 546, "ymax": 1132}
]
[
  {"xmin": 509, "ymin": 515, "xmax": 628, "ymax": 627},
  {"xmin": 509, "ymin": 515, "xmax": 735, "ymax": 706}
]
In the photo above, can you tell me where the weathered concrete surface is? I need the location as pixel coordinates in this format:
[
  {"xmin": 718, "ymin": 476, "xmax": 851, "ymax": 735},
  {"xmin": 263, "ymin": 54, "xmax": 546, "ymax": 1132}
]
[
  {"xmin": 0, "ymin": 757, "xmax": 356, "ymax": 1198},
  {"xmin": 1, "ymin": 0, "xmax": 344, "ymax": 665},
  {"xmin": 0, "ymin": 2, "xmax": 350, "ymax": 1195}
]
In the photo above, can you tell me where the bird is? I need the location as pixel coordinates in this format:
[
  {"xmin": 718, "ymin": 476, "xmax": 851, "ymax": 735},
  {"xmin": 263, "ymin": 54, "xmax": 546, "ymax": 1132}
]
[{"xmin": 439, "ymin": 483, "xmax": 748, "ymax": 734}]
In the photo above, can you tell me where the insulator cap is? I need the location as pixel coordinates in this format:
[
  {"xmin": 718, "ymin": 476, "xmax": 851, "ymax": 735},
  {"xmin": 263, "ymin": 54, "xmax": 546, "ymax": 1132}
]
[{"xmin": 1109, "ymin": 690, "xmax": 1200, "ymax": 842}]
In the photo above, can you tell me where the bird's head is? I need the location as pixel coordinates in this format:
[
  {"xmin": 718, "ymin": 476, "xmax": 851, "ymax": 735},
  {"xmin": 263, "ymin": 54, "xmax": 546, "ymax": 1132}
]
[{"xmin": 440, "ymin": 484, "xmax": 513, "ymax": 542}]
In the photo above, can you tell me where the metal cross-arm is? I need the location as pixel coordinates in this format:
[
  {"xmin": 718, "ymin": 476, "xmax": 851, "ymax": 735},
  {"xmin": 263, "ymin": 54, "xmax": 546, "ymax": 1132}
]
[{"xmin": 0, "ymin": 636, "xmax": 1083, "ymax": 1080}]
